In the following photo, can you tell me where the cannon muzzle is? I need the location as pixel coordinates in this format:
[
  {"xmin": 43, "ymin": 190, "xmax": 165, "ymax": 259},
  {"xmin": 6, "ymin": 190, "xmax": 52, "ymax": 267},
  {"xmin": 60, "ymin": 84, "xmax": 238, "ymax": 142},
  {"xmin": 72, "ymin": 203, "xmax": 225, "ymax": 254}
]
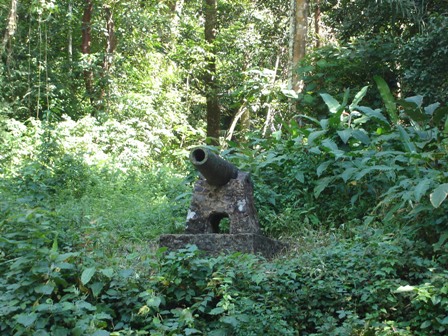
[{"xmin": 190, "ymin": 147, "xmax": 238, "ymax": 186}]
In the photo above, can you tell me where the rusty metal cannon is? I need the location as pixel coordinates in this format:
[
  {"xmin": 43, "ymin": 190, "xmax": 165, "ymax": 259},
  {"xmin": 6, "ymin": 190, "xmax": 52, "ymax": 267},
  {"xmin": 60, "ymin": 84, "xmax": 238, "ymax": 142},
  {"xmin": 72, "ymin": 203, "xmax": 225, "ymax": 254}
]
[
  {"xmin": 189, "ymin": 147, "xmax": 238, "ymax": 186},
  {"xmin": 159, "ymin": 147, "xmax": 285, "ymax": 258}
]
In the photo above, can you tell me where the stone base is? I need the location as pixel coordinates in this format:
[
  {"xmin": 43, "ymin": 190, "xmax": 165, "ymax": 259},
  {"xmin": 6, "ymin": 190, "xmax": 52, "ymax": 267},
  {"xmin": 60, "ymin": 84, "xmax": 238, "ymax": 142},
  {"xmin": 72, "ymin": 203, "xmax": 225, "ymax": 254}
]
[{"xmin": 159, "ymin": 233, "xmax": 286, "ymax": 259}]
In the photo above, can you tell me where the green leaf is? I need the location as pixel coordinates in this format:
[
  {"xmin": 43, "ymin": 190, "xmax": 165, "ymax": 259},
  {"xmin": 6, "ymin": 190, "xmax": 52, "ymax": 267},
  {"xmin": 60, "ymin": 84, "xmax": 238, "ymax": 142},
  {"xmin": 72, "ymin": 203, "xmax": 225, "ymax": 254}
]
[
  {"xmin": 357, "ymin": 106, "xmax": 389, "ymax": 126},
  {"xmin": 147, "ymin": 296, "xmax": 162, "ymax": 308},
  {"xmin": 317, "ymin": 160, "xmax": 332, "ymax": 177},
  {"xmin": 209, "ymin": 307, "xmax": 225, "ymax": 315},
  {"xmin": 434, "ymin": 233, "xmax": 448, "ymax": 251},
  {"xmin": 430, "ymin": 183, "xmax": 448, "ymax": 208},
  {"xmin": 421, "ymin": 320, "xmax": 432, "ymax": 329},
  {"xmin": 349, "ymin": 86, "xmax": 368, "ymax": 110},
  {"xmin": 397, "ymin": 125, "xmax": 416, "ymax": 153},
  {"xmin": 320, "ymin": 93, "xmax": 340, "ymax": 114},
  {"xmin": 16, "ymin": 313, "xmax": 38, "ymax": 327},
  {"xmin": 337, "ymin": 129, "xmax": 352, "ymax": 144},
  {"xmin": 441, "ymin": 316, "xmax": 448, "ymax": 325},
  {"xmin": 414, "ymin": 179, "xmax": 432, "ymax": 202},
  {"xmin": 354, "ymin": 165, "xmax": 395, "ymax": 180},
  {"xmin": 295, "ymin": 172, "xmax": 305, "ymax": 183},
  {"xmin": 314, "ymin": 176, "xmax": 334, "ymax": 198},
  {"xmin": 307, "ymin": 130, "xmax": 327, "ymax": 145},
  {"xmin": 76, "ymin": 300, "xmax": 96, "ymax": 311},
  {"xmin": 405, "ymin": 95, "xmax": 423, "ymax": 108},
  {"xmin": 340, "ymin": 167, "xmax": 357, "ymax": 183},
  {"xmin": 100, "ymin": 268, "xmax": 114, "ymax": 278},
  {"xmin": 92, "ymin": 331, "xmax": 109, "ymax": 336},
  {"xmin": 35, "ymin": 284, "xmax": 55, "ymax": 295},
  {"xmin": 208, "ymin": 329, "xmax": 228, "ymax": 336},
  {"xmin": 90, "ymin": 282, "xmax": 104, "ymax": 298},
  {"xmin": 185, "ymin": 328, "xmax": 201, "ymax": 335},
  {"xmin": 220, "ymin": 316, "xmax": 239, "ymax": 327},
  {"xmin": 374, "ymin": 75, "xmax": 398, "ymax": 124},
  {"xmin": 81, "ymin": 267, "xmax": 96, "ymax": 285},
  {"xmin": 351, "ymin": 129, "xmax": 370, "ymax": 144},
  {"xmin": 322, "ymin": 139, "xmax": 344, "ymax": 157}
]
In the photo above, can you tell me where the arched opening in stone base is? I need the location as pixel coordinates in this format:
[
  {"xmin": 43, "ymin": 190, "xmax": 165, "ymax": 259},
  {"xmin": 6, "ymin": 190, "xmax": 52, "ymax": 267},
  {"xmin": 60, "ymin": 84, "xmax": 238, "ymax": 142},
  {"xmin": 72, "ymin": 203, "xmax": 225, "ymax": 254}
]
[{"xmin": 208, "ymin": 212, "xmax": 231, "ymax": 233}]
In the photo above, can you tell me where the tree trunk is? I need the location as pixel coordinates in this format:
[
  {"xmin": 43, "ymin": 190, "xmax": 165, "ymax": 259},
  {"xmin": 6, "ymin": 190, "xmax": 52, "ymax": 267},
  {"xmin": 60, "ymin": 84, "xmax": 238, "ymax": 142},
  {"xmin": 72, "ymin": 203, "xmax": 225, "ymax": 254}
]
[
  {"xmin": 99, "ymin": 5, "xmax": 116, "ymax": 110},
  {"xmin": 1, "ymin": 0, "xmax": 19, "ymax": 55},
  {"xmin": 68, "ymin": 2, "xmax": 73, "ymax": 63},
  {"xmin": 81, "ymin": 0, "xmax": 94, "ymax": 109},
  {"xmin": 314, "ymin": 0, "xmax": 321, "ymax": 48},
  {"xmin": 204, "ymin": 0, "xmax": 220, "ymax": 145},
  {"xmin": 288, "ymin": 0, "xmax": 308, "ymax": 92}
]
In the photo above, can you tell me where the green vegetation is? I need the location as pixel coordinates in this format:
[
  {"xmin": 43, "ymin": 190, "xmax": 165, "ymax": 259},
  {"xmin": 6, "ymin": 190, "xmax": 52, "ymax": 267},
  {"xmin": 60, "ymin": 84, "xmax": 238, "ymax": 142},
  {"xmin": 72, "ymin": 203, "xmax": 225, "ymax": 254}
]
[{"xmin": 1, "ymin": 0, "xmax": 448, "ymax": 335}]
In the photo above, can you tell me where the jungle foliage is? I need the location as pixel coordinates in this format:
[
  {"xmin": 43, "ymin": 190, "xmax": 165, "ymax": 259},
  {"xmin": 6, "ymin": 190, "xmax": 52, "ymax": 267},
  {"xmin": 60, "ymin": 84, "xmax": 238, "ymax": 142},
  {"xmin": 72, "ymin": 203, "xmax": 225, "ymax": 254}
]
[{"xmin": 1, "ymin": 0, "xmax": 448, "ymax": 335}]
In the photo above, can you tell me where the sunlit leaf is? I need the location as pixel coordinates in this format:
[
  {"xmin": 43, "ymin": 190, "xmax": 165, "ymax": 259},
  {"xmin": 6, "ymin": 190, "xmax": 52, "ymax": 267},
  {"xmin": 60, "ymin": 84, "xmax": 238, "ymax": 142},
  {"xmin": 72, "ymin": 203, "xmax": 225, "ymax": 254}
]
[
  {"xmin": 430, "ymin": 183, "xmax": 448, "ymax": 208},
  {"xmin": 320, "ymin": 93, "xmax": 340, "ymax": 114}
]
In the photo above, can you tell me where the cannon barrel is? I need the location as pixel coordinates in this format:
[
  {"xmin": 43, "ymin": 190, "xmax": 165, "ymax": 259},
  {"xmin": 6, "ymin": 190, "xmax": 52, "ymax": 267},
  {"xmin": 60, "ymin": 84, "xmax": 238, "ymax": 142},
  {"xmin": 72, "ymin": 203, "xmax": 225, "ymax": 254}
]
[{"xmin": 190, "ymin": 147, "xmax": 238, "ymax": 186}]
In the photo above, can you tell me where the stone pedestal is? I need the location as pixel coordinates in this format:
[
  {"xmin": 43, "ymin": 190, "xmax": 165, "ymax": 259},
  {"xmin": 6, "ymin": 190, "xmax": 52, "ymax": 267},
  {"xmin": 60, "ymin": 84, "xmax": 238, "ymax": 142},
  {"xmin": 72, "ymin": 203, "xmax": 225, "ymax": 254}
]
[
  {"xmin": 159, "ymin": 171, "xmax": 285, "ymax": 259},
  {"xmin": 159, "ymin": 233, "xmax": 284, "ymax": 259}
]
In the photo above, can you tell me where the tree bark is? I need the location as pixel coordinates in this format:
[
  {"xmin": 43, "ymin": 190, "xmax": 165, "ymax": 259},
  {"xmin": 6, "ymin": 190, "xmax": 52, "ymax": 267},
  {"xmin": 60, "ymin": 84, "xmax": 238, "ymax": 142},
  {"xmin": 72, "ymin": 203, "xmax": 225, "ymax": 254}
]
[
  {"xmin": 81, "ymin": 0, "xmax": 94, "ymax": 108},
  {"xmin": 314, "ymin": 0, "xmax": 321, "ymax": 48},
  {"xmin": 99, "ymin": 4, "xmax": 116, "ymax": 109},
  {"xmin": 204, "ymin": 0, "xmax": 220, "ymax": 145},
  {"xmin": 1, "ymin": 0, "xmax": 19, "ymax": 55},
  {"xmin": 288, "ymin": 0, "xmax": 308, "ymax": 92}
]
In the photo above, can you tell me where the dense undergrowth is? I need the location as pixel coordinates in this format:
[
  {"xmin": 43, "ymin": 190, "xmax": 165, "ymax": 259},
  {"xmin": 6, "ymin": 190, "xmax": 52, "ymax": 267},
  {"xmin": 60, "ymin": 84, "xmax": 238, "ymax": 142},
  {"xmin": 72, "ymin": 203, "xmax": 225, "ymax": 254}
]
[{"xmin": 1, "ymin": 84, "xmax": 448, "ymax": 335}]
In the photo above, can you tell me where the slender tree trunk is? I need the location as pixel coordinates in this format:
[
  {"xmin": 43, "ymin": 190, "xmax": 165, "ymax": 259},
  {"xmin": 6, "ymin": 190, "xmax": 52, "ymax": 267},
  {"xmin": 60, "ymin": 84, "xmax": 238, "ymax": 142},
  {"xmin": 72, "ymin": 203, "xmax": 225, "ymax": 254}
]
[
  {"xmin": 99, "ymin": 4, "xmax": 116, "ymax": 109},
  {"xmin": 1, "ymin": 0, "xmax": 19, "ymax": 55},
  {"xmin": 314, "ymin": 0, "xmax": 321, "ymax": 48},
  {"xmin": 81, "ymin": 0, "xmax": 94, "ymax": 109},
  {"xmin": 68, "ymin": 2, "xmax": 73, "ymax": 63},
  {"xmin": 288, "ymin": 0, "xmax": 308, "ymax": 92},
  {"xmin": 204, "ymin": 0, "xmax": 220, "ymax": 145}
]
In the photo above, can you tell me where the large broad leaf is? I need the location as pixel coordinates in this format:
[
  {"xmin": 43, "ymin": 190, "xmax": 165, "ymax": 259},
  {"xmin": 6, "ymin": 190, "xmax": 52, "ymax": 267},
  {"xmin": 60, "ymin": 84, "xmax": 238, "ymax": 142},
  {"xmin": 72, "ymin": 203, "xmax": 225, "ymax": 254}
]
[
  {"xmin": 307, "ymin": 129, "xmax": 327, "ymax": 145},
  {"xmin": 320, "ymin": 93, "xmax": 341, "ymax": 114},
  {"xmin": 340, "ymin": 167, "xmax": 357, "ymax": 183},
  {"xmin": 314, "ymin": 176, "xmax": 334, "ymax": 198},
  {"xmin": 424, "ymin": 102, "xmax": 440, "ymax": 116},
  {"xmin": 321, "ymin": 138, "xmax": 344, "ymax": 158},
  {"xmin": 351, "ymin": 129, "xmax": 370, "ymax": 145},
  {"xmin": 321, "ymin": 92, "xmax": 347, "ymax": 128},
  {"xmin": 397, "ymin": 125, "xmax": 416, "ymax": 153},
  {"xmin": 16, "ymin": 313, "xmax": 37, "ymax": 327},
  {"xmin": 354, "ymin": 165, "xmax": 395, "ymax": 180},
  {"xmin": 374, "ymin": 75, "xmax": 398, "ymax": 124},
  {"xmin": 405, "ymin": 95, "xmax": 424, "ymax": 107},
  {"xmin": 357, "ymin": 106, "xmax": 389, "ymax": 126},
  {"xmin": 414, "ymin": 179, "xmax": 432, "ymax": 202},
  {"xmin": 430, "ymin": 183, "xmax": 448, "ymax": 208},
  {"xmin": 316, "ymin": 160, "xmax": 332, "ymax": 177},
  {"xmin": 81, "ymin": 267, "xmax": 96, "ymax": 285},
  {"xmin": 337, "ymin": 129, "xmax": 352, "ymax": 144},
  {"xmin": 349, "ymin": 86, "xmax": 368, "ymax": 110}
]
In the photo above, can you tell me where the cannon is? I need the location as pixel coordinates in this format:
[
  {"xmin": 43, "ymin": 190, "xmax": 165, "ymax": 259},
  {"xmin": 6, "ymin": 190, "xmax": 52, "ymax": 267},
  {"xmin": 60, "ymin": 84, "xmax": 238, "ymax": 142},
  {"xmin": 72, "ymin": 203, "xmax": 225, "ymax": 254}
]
[
  {"xmin": 158, "ymin": 146, "xmax": 286, "ymax": 259},
  {"xmin": 190, "ymin": 147, "xmax": 238, "ymax": 186}
]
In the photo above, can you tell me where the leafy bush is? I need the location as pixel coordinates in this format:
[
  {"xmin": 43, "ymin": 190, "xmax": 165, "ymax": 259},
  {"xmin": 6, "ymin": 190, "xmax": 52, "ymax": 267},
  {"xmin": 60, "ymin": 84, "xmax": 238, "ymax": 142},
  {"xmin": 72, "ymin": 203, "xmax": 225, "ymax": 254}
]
[
  {"xmin": 398, "ymin": 14, "xmax": 448, "ymax": 103},
  {"xmin": 2, "ymin": 226, "xmax": 446, "ymax": 335},
  {"xmin": 295, "ymin": 36, "xmax": 398, "ymax": 118}
]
